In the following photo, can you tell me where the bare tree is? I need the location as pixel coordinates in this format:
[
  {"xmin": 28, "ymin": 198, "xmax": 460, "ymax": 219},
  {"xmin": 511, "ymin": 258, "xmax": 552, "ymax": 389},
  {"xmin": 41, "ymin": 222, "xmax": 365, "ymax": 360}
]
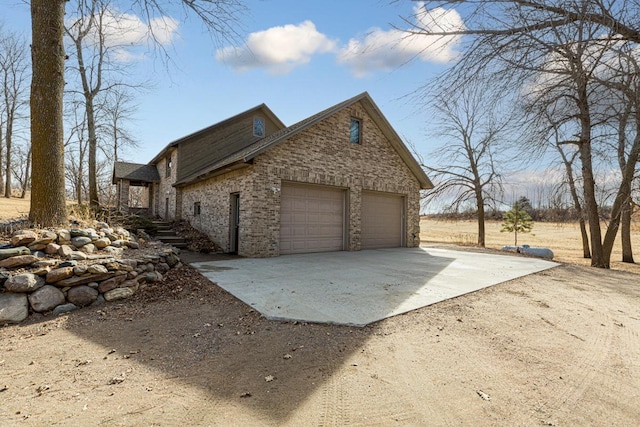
[
  {"xmin": 407, "ymin": 0, "xmax": 640, "ymax": 268},
  {"xmin": 422, "ymin": 83, "xmax": 507, "ymax": 247},
  {"xmin": 0, "ymin": 29, "xmax": 30, "ymax": 198},
  {"xmin": 30, "ymin": 0, "xmax": 247, "ymax": 226},
  {"xmin": 99, "ymin": 88, "xmax": 138, "ymax": 163}
]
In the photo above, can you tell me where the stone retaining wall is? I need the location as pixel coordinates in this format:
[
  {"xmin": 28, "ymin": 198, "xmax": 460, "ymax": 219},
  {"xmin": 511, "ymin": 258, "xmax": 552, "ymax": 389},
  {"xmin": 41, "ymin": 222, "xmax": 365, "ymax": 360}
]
[{"xmin": 0, "ymin": 222, "xmax": 181, "ymax": 324}]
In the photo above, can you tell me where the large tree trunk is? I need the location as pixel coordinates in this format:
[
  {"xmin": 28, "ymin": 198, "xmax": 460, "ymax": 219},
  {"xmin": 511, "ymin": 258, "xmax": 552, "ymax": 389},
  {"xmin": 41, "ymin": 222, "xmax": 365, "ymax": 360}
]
[{"xmin": 29, "ymin": 0, "xmax": 67, "ymax": 226}]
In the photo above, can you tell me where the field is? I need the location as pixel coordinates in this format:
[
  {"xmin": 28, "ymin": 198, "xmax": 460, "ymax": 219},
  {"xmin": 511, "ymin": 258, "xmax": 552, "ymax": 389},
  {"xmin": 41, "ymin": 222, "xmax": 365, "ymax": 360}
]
[
  {"xmin": 0, "ymin": 196, "xmax": 30, "ymax": 220},
  {"xmin": 420, "ymin": 217, "xmax": 640, "ymax": 273}
]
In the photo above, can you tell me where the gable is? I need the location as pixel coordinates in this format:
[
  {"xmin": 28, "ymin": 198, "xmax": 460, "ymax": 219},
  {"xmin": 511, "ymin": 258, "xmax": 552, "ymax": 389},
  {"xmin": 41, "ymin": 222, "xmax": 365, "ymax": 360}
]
[
  {"xmin": 177, "ymin": 111, "xmax": 282, "ymax": 182},
  {"xmin": 254, "ymin": 100, "xmax": 420, "ymax": 188}
]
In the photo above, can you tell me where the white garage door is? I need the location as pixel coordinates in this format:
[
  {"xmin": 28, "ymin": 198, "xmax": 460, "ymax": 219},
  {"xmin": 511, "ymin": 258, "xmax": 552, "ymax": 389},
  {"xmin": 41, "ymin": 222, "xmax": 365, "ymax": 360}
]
[
  {"xmin": 280, "ymin": 183, "xmax": 345, "ymax": 254},
  {"xmin": 361, "ymin": 191, "xmax": 404, "ymax": 249}
]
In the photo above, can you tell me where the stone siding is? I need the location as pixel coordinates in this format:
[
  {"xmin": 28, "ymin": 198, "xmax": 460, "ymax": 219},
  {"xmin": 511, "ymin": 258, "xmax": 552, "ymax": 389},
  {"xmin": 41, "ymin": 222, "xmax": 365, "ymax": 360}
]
[
  {"xmin": 156, "ymin": 149, "xmax": 178, "ymax": 220},
  {"xmin": 179, "ymin": 100, "xmax": 422, "ymax": 257}
]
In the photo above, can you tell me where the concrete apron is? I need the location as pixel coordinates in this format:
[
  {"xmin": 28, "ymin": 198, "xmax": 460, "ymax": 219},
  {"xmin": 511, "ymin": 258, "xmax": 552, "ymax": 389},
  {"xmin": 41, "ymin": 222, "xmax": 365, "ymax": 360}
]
[{"xmin": 191, "ymin": 247, "xmax": 558, "ymax": 327}]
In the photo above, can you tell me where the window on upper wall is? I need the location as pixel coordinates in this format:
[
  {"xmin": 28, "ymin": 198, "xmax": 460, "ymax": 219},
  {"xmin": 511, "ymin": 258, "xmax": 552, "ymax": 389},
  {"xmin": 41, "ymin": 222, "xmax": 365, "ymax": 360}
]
[
  {"xmin": 165, "ymin": 156, "xmax": 172, "ymax": 178},
  {"xmin": 350, "ymin": 118, "xmax": 362, "ymax": 144},
  {"xmin": 253, "ymin": 117, "xmax": 265, "ymax": 137},
  {"xmin": 193, "ymin": 202, "xmax": 201, "ymax": 216}
]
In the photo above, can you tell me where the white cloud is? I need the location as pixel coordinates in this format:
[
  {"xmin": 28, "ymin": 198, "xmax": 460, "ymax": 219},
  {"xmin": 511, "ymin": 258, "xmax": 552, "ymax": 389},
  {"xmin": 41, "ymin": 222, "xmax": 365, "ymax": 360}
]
[
  {"xmin": 66, "ymin": 8, "xmax": 179, "ymax": 63},
  {"xmin": 337, "ymin": 4, "xmax": 464, "ymax": 77},
  {"xmin": 216, "ymin": 20, "xmax": 336, "ymax": 74}
]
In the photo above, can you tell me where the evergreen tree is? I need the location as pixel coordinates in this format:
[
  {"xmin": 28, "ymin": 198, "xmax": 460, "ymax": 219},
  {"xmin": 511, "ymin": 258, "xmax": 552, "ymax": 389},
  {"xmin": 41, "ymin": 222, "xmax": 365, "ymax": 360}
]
[{"xmin": 501, "ymin": 201, "xmax": 533, "ymax": 245}]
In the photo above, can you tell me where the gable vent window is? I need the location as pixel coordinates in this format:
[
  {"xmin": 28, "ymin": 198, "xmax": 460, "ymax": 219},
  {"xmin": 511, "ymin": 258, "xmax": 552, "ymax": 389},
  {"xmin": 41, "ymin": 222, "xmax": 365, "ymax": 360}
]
[
  {"xmin": 350, "ymin": 118, "xmax": 362, "ymax": 144},
  {"xmin": 165, "ymin": 156, "xmax": 172, "ymax": 178},
  {"xmin": 253, "ymin": 117, "xmax": 265, "ymax": 137},
  {"xmin": 194, "ymin": 202, "xmax": 201, "ymax": 216}
]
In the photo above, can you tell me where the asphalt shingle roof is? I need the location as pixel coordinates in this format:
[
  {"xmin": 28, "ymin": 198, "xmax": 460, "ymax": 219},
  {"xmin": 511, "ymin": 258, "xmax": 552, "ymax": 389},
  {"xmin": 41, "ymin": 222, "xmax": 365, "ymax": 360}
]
[{"xmin": 112, "ymin": 162, "xmax": 160, "ymax": 184}]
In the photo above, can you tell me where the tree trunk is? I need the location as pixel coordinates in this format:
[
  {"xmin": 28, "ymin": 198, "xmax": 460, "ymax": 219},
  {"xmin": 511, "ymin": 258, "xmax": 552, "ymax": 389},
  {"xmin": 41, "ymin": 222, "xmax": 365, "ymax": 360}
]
[
  {"xmin": 29, "ymin": 0, "xmax": 67, "ymax": 226},
  {"xmin": 601, "ymin": 136, "xmax": 640, "ymax": 263},
  {"xmin": 20, "ymin": 147, "xmax": 31, "ymax": 199},
  {"xmin": 476, "ymin": 191, "xmax": 485, "ymax": 247},
  {"xmin": 4, "ymin": 113, "xmax": 12, "ymax": 198},
  {"xmin": 87, "ymin": 100, "xmax": 99, "ymax": 208},
  {"xmin": 621, "ymin": 199, "xmax": 634, "ymax": 263},
  {"xmin": 557, "ymin": 147, "xmax": 591, "ymax": 259}
]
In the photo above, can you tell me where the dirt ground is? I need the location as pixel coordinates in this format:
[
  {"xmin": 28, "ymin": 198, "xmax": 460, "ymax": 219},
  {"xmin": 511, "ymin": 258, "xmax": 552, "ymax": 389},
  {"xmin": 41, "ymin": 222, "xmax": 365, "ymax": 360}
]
[
  {"xmin": 1, "ymin": 214, "xmax": 639, "ymax": 425},
  {"xmin": 1, "ymin": 253, "xmax": 638, "ymax": 425}
]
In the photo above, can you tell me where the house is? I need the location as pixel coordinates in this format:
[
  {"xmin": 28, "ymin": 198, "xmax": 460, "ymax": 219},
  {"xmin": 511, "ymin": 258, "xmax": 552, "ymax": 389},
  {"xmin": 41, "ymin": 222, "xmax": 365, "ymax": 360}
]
[{"xmin": 113, "ymin": 92, "xmax": 433, "ymax": 257}]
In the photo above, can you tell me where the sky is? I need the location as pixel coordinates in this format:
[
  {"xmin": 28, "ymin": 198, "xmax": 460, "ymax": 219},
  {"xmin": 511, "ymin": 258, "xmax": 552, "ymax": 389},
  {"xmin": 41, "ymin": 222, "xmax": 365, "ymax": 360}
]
[{"xmin": 1, "ymin": 0, "xmax": 462, "ymax": 164}]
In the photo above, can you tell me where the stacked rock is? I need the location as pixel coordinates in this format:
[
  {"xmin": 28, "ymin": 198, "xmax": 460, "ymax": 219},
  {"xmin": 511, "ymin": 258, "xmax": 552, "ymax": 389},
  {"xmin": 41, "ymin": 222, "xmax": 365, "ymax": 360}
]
[{"xmin": 0, "ymin": 223, "xmax": 182, "ymax": 325}]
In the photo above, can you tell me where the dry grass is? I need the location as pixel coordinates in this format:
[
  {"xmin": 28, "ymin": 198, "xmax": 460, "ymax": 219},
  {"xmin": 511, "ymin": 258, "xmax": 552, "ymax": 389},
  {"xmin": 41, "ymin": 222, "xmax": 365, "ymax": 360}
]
[
  {"xmin": 420, "ymin": 217, "xmax": 640, "ymax": 273},
  {"xmin": 0, "ymin": 196, "xmax": 30, "ymax": 220}
]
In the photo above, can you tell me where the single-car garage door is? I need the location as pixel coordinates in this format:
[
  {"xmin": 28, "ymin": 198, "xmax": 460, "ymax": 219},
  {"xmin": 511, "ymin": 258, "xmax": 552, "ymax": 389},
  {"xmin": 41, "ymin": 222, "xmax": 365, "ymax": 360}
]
[
  {"xmin": 361, "ymin": 191, "xmax": 404, "ymax": 249},
  {"xmin": 280, "ymin": 183, "xmax": 345, "ymax": 254}
]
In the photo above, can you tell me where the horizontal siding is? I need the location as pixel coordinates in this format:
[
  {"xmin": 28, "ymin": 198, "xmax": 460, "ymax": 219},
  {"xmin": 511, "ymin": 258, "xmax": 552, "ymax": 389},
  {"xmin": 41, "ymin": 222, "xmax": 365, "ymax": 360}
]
[{"xmin": 177, "ymin": 113, "xmax": 282, "ymax": 182}]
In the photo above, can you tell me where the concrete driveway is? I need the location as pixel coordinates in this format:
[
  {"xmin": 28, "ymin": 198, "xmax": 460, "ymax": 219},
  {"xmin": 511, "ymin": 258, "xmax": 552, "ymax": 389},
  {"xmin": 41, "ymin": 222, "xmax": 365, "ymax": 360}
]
[{"xmin": 191, "ymin": 247, "xmax": 558, "ymax": 326}]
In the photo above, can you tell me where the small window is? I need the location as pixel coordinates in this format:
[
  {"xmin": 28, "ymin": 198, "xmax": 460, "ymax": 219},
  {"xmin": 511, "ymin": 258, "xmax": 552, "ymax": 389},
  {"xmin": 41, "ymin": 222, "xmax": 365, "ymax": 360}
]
[
  {"xmin": 193, "ymin": 202, "xmax": 201, "ymax": 216},
  {"xmin": 165, "ymin": 156, "xmax": 172, "ymax": 178},
  {"xmin": 253, "ymin": 117, "xmax": 265, "ymax": 137},
  {"xmin": 350, "ymin": 118, "xmax": 361, "ymax": 144}
]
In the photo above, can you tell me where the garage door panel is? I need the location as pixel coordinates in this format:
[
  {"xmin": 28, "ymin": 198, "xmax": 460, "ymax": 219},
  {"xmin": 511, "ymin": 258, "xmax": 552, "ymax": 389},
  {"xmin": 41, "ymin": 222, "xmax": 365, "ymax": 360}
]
[
  {"xmin": 361, "ymin": 191, "xmax": 403, "ymax": 249},
  {"xmin": 280, "ymin": 183, "xmax": 345, "ymax": 254}
]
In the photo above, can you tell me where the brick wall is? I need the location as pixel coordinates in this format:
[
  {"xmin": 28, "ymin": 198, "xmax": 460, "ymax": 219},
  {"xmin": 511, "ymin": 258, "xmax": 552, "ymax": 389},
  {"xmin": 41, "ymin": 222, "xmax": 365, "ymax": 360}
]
[{"xmin": 179, "ymin": 100, "xmax": 422, "ymax": 257}]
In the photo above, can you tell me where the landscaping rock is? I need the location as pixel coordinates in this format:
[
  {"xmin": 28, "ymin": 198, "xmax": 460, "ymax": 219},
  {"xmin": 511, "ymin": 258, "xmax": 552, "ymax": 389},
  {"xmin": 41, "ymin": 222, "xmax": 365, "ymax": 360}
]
[
  {"xmin": 33, "ymin": 259, "xmax": 58, "ymax": 268},
  {"xmin": 165, "ymin": 253, "xmax": 180, "ymax": 268},
  {"xmin": 45, "ymin": 243, "xmax": 61, "ymax": 255},
  {"xmin": 79, "ymin": 243, "xmax": 96, "ymax": 254},
  {"xmin": 71, "ymin": 236, "xmax": 92, "ymax": 248},
  {"xmin": 104, "ymin": 287, "xmax": 134, "ymax": 301},
  {"xmin": 0, "ymin": 254, "xmax": 39, "ymax": 269},
  {"xmin": 46, "ymin": 267, "xmax": 75, "ymax": 284},
  {"xmin": 52, "ymin": 303, "xmax": 78, "ymax": 315},
  {"xmin": 67, "ymin": 286, "xmax": 99, "ymax": 307},
  {"xmin": 98, "ymin": 275, "xmax": 126, "ymax": 293},
  {"xmin": 58, "ymin": 260, "xmax": 77, "ymax": 268},
  {"xmin": 94, "ymin": 237, "xmax": 111, "ymax": 249},
  {"xmin": 156, "ymin": 262, "xmax": 170, "ymax": 274},
  {"xmin": 0, "ymin": 246, "xmax": 31, "ymax": 261},
  {"xmin": 10, "ymin": 230, "xmax": 37, "ymax": 246},
  {"xmin": 57, "ymin": 229, "xmax": 71, "ymax": 243},
  {"xmin": 0, "ymin": 272, "xmax": 9, "ymax": 285},
  {"xmin": 0, "ymin": 293, "xmax": 29, "ymax": 323},
  {"xmin": 4, "ymin": 273, "xmax": 45, "ymax": 293},
  {"xmin": 54, "ymin": 272, "xmax": 115, "ymax": 288},
  {"xmin": 69, "ymin": 251, "xmax": 88, "ymax": 261},
  {"xmin": 58, "ymin": 245, "xmax": 74, "ymax": 258},
  {"xmin": 73, "ymin": 265, "xmax": 88, "ymax": 275},
  {"xmin": 28, "ymin": 285, "xmax": 65, "ymax": 312},
  {"xmin": 70, "ymin": 229, "xmax": 90, "ymax": 238},
  {"xmin": 87, "ymin": 264, "xmax": 108, "ymax": 274}
]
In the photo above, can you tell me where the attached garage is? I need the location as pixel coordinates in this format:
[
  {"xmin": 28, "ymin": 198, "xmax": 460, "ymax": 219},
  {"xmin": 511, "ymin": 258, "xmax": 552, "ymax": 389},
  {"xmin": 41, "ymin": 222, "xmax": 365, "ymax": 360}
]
[
  {"xmin": 280, "ymin": 182, "xmax": 346, "ymax": 254},
  {"xmin": 361, "ymin": 191, "xmax": 404, "ymax": 249}
]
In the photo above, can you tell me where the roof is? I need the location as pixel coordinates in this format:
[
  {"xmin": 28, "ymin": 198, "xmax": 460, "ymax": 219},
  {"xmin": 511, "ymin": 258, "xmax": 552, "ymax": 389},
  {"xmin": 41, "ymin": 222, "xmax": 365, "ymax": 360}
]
[
  {"xmin": 148, "ymin": 103, "xmax": 286, "ymax": 166},
  {"xmin": 112, "ymin": 162, "xmax": 160, "ymax": 184},
  {"xmin": 175, "ymin": 92, "xmax": 434, "ymax": 189}
]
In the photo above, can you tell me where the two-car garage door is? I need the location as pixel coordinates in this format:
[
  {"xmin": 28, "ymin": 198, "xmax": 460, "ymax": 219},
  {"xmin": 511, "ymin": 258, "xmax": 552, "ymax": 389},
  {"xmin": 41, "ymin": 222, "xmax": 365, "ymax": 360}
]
[{"xmin": 280, "ymin": 182, "xmax": 404, "ymax": 254}]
